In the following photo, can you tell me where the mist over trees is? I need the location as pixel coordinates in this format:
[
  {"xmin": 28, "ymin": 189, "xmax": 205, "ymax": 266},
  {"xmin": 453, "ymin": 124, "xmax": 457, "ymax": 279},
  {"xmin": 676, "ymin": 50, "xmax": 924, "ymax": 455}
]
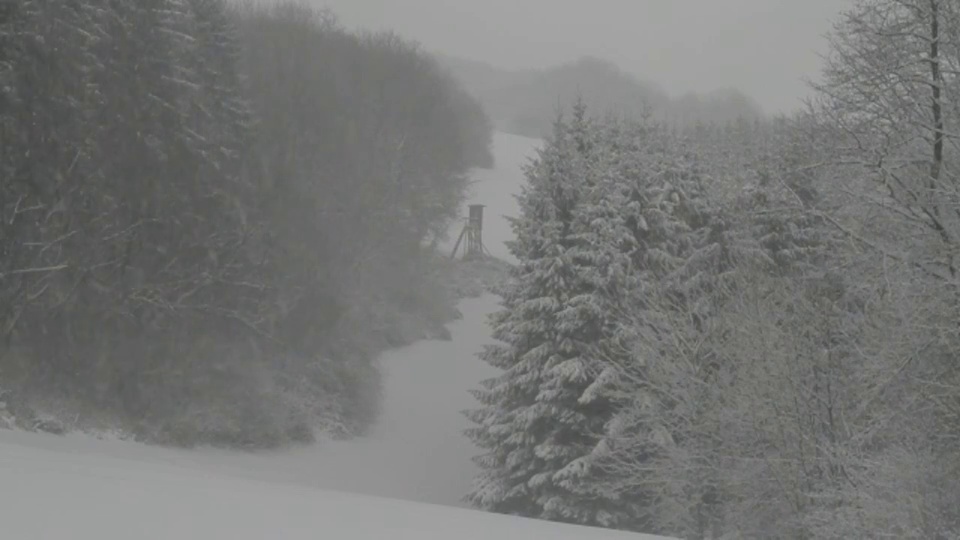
[
  {"xmin": 466, "ymin": 0, "xmax": 960, "ymax": 537},
  {"xmin": 0, "ymin": 0, "xmax": 492, "ymax": 447},
  {"xmin": 436, "ymin": 54, "xmax": 765, "ymax": 139},
  {"xmin": 6, "ymin": 0, "xmax": 960, "ymax": 536}
]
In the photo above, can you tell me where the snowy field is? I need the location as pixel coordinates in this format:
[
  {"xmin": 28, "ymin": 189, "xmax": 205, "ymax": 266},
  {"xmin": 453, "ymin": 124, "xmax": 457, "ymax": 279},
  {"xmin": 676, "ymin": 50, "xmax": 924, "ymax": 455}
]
[
  {"xmin": 0, "ymin": 132, "xmax": 670, "ymax": 539},
  {"xmin": 0, "ymin": 430, "xmax": 666, "ymax": 539}
]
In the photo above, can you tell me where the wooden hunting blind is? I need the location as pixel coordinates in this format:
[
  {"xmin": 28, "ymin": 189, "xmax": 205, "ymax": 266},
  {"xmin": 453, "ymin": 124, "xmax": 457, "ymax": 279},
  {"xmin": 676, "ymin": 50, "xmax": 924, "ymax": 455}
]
[{"xmin": 450, "ymin": 204, "xmax": 488, "ymax": 260}]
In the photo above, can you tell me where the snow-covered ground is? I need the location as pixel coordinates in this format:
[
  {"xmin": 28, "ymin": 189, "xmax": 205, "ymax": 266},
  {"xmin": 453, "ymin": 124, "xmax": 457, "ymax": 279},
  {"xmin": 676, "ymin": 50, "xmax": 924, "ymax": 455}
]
[
  {"xmin": 0, "ymin": 132, "xmax": 671, "ymax": 538},
  {"xmin": 0, "ymin": 430, "xmax": 665, "ymax": 539}
]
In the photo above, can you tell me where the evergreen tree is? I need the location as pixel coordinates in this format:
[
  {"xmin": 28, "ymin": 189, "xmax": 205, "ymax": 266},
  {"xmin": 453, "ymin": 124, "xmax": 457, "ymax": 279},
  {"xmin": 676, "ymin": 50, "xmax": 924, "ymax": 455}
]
[
  {"xmin": 465, "ymin": 107, "xmax": 611, "ymax": 525},
  {"xmin": 547, "ymin": 118, "xmax": 651, "ymax": 529},
  {"xmin": 595, "ymin": 126, "xmax": 737, "ymax": 535},
  {"xmin": 466, "ymin": 106, "xmax": 651, "ymax": 528},
  {"xmin": 743, "ymin": 116, "xmax": 831, "ymax": 276}
]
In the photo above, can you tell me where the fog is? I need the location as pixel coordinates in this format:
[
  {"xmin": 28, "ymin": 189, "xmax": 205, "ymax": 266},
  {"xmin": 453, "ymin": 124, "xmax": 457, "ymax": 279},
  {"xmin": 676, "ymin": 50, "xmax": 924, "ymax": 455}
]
[
  {"xmin": 7, "ymin": 1, "xmax": 960, "ymax": 538},
  {"xmin": 316, "ymin": 0, "xmax": 850, "ymax": 113}
]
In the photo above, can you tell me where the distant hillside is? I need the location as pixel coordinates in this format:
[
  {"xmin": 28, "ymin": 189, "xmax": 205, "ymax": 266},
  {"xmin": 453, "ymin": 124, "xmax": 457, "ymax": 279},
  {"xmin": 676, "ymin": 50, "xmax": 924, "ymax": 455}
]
[
  {"xmin": 433, "ymin": 55, "xmax": 525, "ymax": 104},
  {"xmin": 435, "ymin": 54, "xmax": 764, "ymax": 138},
  {"xmin": 669, "ymin": 87, "xmax": 765, "ymax": 127}
]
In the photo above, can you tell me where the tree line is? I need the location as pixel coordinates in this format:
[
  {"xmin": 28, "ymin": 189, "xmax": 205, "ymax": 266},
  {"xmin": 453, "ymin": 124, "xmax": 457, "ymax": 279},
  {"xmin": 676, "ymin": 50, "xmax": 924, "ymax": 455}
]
[
  {"xmin": 0, "ymin": 0, "xmax": 492, "ymax": 447},
  {"xmin": 438, "ymin": 54, "xmax": 765, "ymax": 140},
  {"xmin": 465, "ymin": 0, "xmax": 960, "ymax": 537}
]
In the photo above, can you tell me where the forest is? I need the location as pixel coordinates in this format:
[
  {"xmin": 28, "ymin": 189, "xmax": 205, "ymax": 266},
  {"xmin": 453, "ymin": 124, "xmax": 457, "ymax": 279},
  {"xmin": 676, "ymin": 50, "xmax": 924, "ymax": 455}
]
[
  {"xmin": 465, "ymin": 1, "xmax": 960, "ymax": 537},
  {"xmin": 4, "ymin": 0, "xmax": 960, "ymax": 538},
  {"xmin": 0, "ymin": 0, "xmax": 493, "ymax": 447}
]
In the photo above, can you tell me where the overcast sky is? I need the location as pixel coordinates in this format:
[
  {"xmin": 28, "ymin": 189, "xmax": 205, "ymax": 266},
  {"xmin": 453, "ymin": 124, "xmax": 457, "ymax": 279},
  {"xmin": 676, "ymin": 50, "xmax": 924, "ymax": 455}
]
[{"xmin": 312, "ymin": 0, "xmax": 850, "ymax": 114}]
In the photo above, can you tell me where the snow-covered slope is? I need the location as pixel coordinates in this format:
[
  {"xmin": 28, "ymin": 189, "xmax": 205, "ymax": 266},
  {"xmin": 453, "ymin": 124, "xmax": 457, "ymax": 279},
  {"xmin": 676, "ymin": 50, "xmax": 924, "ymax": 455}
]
[
  {"xmin": 0, "ymin": 132, "xmax": 674, "ymax": 539},
  {"xmin": 0, "ymin": 429, "xmax": 668, "ymax": 539}
]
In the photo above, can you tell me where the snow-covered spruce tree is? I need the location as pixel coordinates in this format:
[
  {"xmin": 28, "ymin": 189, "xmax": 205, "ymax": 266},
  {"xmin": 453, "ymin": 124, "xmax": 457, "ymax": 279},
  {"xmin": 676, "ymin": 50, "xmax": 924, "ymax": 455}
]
[
  {"xmin": 589, "ymin": 126, "xmax": 744, "ymax": 538},
  {"xmin": 465, "ymin": 104, "xmax": 642, "ymax": 528},
  {"xmin": 545, "ymin": 117, "xmax": 653, "ymax": 528}
]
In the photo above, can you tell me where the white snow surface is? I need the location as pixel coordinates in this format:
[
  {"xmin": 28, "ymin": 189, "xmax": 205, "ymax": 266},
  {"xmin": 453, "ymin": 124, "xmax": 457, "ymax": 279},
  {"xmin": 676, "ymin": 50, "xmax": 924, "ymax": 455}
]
[
  {"xmin": 0, "ymin": 430, "xmax": 666, "ymax": 539},
  {"xmin": 0, "ymin": 132, "xmax": 672, "ymax": 539}
]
